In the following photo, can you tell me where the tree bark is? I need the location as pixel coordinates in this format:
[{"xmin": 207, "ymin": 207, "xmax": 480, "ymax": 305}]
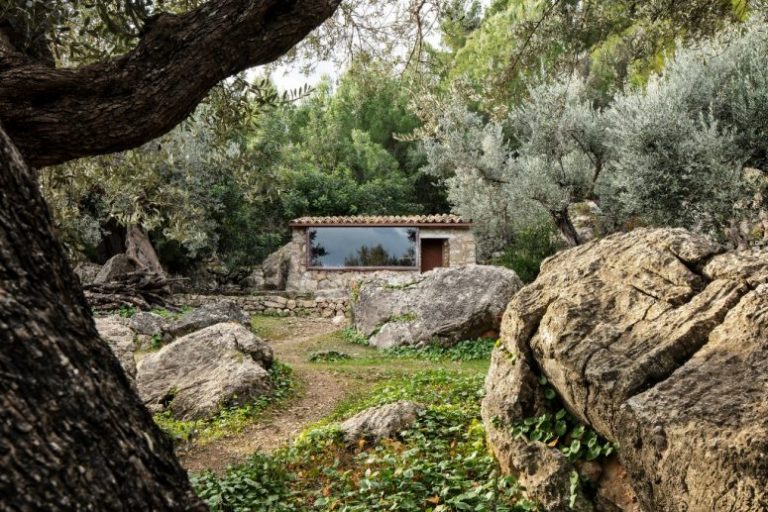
[
  {"xmin": 0, "ymin": 0, "xmax": 342, "ymax": 167},
  {"xmin": 0, "ymin": 1, "xmax": 343, "ymax": 508},
  {"xmin": 0, "ymin": 123, "xmax": 206, "ymax": 510},
  {"xmin": 551, "ymin": 207, "xmax": 582, "ymax": 247}
]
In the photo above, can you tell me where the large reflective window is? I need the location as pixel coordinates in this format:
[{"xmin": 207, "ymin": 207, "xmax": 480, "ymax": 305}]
[{"xmin": 308, "ymin": 227, "xmax": 418, "ymax": 268}]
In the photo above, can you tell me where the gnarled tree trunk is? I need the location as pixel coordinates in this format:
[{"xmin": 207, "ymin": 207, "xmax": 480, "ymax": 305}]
[
  {"xmin": 0, "ymin": 123, "xmax": 206, "ymax": 510},
  {"xmin": 0, "ymin": 0, "xmax": 342, "ymax": 508}
]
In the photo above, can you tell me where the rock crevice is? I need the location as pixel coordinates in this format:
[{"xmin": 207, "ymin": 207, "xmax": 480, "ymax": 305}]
[{"xmin": 482, "ymin": 228, "xmax": 768, "ymax": 511}]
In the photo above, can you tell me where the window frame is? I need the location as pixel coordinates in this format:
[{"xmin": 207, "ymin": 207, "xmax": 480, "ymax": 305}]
[{"xmin": 305, "ymin": 225, "xmax": 421, "ymax": 271}]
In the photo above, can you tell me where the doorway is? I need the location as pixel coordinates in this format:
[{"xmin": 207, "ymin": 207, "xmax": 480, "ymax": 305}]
[{"xmin": 420, "ymin": 238, "xmax": 447, "ymax": 272}]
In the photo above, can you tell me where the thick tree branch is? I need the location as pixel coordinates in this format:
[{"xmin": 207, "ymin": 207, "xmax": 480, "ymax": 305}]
[{"xmin": 0, "ymin": 0, "xmax": 342, "ymax": 167}]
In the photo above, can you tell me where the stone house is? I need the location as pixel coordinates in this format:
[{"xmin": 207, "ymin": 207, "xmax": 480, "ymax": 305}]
[{"xmin": 285, "ymin": 215, "xmax": 476, "ymax": 292}]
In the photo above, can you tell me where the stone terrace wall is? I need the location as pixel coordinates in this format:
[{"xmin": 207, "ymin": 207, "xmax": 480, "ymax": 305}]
[{"xmin": 176, "ymin": 293, "xmax": 349, "ymax": 318}]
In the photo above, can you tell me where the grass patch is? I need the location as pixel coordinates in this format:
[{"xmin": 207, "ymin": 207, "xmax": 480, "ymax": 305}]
[
  {"xmin": 155, "ymin": 362, "xmax": 296, "ymax": 445},
  {"xmin": 251, "ymin": 315, "xmax": 295, "ymax": 340},
  {"xmin": 192, "ymin": 369, "xmax": 537, "ymax": 512}
]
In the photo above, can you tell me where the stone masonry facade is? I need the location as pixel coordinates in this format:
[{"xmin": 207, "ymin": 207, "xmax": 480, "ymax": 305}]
[{"xmin": 285, "ymin": 226, "xmax": 477, "ymax": 292}]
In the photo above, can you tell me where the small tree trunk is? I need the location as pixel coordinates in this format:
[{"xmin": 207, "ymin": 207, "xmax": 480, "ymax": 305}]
[
  {"xmin": 0, "ymin": 124, "xmax": 205, "ymax": 510},
  {"xmin": 551, "ymin": 208, "xmax": 582, "ymax": 247}
]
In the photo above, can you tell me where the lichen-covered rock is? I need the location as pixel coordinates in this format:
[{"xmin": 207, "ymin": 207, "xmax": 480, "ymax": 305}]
[
  {"xmin": 352, "ymin": 265, "xmax": 523, "ymax": 348},
  {"xmin": 94, "ymin": 315, "xmax": 137, "ymax": 379},
  {"xmin": 340, "ymin": 401, "xmax": 424, "ymax": 445},
  {"xmin": 93, "ymin": 254, "xmax": 138, "ymax": 284},
  {"xmin": 136, "ymin": 322, "xmax": 274, "ymax": 420},
  {"xmin": 483, "ymin": 228, "xmax": 768, "ymax": 511},
  {"xmin": 128, "ymin": 311, "xmax": 168, "ymax": 337},
  {"xmin": 166, "ymin": 300, "xmax": 249, "ymax": 338},
  {"xmin": 262, "ymin": 243, "xmax": 292, "ymax": 290}
]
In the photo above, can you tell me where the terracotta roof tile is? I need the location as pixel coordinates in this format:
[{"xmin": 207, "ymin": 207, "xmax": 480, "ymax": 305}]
[{"xmin": 290, "ymin": 214, "xmax": 471, "ymax": 226}]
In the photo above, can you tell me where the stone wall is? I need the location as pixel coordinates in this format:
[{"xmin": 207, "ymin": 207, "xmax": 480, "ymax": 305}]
[
  {"xmin": 176, "ymin": 293, "xmax": 349, "ymax": 318},
  {"xmin": 285, "ymin": 227, "xmax": 476, "ymax": 292}
]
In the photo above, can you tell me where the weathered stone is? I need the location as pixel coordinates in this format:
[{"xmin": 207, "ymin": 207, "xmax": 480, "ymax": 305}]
[
  {"xmin": 94, "ymin": 316, "xmax": 137, "ymax": 379},
  {"xmin": 73, "ymin": 261, "xmax": 102, "ymax": 285},
  {"xmin": 483, "ymin": 228, "xmax": 768, "ymax": 512},
  {"xmin": 136, "ymin": 323, "xmax": 274, "ymax": 420},
  {"xmin": 340, "ymin": 401, "xmax": 424, "ymax": 445},
  {"xmin": 262, "ymin": 243, "xmax": 292, "ymax": 290},
  {"xmin": 128, "ymin": 312, "xmax": 167, "ymax": 337},
  {"xmin": 568, "ymin": 200, "xmax": 607, "ymax": 244},
  {"xmin": 93, "ymin": 254, "xmax": 138, "ymax": 284},
  {"xmin": 353, "ymin": 265, "xmax": 523, "ymax": 348},
  {"xmin": 166, "ymin": 300, "xmax": 249, "ymax": 338},
  {"xmin": 244, "ymin": 268, "xmax": 265, "ymax": 289}
]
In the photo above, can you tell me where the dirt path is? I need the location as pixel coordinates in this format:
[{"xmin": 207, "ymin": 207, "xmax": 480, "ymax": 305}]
[{"xmin": 179, "ymin": 318, "xmax": 352, "ymax": 474}]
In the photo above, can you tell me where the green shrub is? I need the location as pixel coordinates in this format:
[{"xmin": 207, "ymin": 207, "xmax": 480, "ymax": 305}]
[
  {"xmin": 494, "ymin": 223, "xmax": 562, "ymax": 283},
  {"xmin": 384, "ymin": 338, "xmax": 496, "ymax": 362},
  {"xmin": 340, "ymin": 327, "xmax": 369, "ymax": 346}
]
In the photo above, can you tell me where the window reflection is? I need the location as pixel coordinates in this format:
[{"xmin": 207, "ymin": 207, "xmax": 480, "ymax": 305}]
[{"xmin": 308, "ymin": 227, "xmax": 418, "ymax": 268}]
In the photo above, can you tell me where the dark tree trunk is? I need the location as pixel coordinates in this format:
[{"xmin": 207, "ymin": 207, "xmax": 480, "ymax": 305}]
[
  {"xmin": 0, "ymin": 123, "xmax": 206, "ymax": 510},
  {"xmin": 551, "ymin": 207, "xmax": 582, "ymax": 247},
  {"xmin": 0, "ymin": 1, "xmax": 343, "ymax": 508},
  {"xmin": 0, "ymin": 0, "xmax": 342, "ymax": 167}
]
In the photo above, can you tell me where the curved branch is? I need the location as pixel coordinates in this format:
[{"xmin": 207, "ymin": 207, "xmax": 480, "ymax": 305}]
[{"xmin": 0, "ymin": 0, "xmax": 342, "ymax": 167}]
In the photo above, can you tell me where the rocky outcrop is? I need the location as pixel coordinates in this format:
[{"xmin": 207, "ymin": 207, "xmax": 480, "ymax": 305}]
[
  {"xmin": 340, "ymin": 401, "xmax": 424, "ymax": 445},
  {"xmin": 352, "ymin": 265, "xmax": 523, "ymax": 348},
  {"xmin": 568, "ymin": 200, "xmax": 607, "ymax": 243},
  {"xmin": 129, "ymin": 311, "xmax": 168, "ymax": 337},
  {"xmin": 93, "ymin": 254, "xmax": 138, "ymax": 284},
  {"xmin": 482, "ymin": 228, "xmax": 768, "ymax": 511},
  {"xmin": 94, "ymin": 316, "xmax": 137, "ymax": 379},
  {"xmin": 262, "ymin": 243, "xmax": 292, "ymax": 290},
  {"xmin": 136, "ymin": 323, "xmax": 274, "ymax": 420},
  {"xmin": 166, "ymin": 300, "xmax": 249, "ymax": 338}
]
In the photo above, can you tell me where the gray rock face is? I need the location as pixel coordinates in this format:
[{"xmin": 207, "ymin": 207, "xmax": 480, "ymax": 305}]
[
  {"xmin": 352, "ymin": 265, "xmax": 523, "ymax": 348},
  {"xmin": 73, "ymin": 261, "xmax": 102, "ymax": 285},
  {"xmin": 482, "ymin": 228, "xmax": 768, "ymax": 511},
  {"xmin": 166, "ymin": 300, "xmax": 249, "ymax": 338},
  {"xmin": 340, "ymin": 401, "xmax": 424, "ymax": 445},
  {"xmin": 136, "ymin": 322, "xmax": 274, "ymax": 420},
  {"xmin": 129, "ymin": 312, "xmax": 168, "ymax": 337},
  {"xmin": 262, "ymin": 243, "xmax": 292, "ymax": 290},
  {"xmin": 93, "ymin": 254, "xmax": 138, "ymax": 284},
  {"xmin": 94, "ymin": 316, "xmax": 137, "ymax": 379}
]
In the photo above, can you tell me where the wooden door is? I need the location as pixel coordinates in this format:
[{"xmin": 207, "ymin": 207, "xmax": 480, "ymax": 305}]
[{"xmin": 421, "ymin": 239, "xmax": 445, "ymax": 272}]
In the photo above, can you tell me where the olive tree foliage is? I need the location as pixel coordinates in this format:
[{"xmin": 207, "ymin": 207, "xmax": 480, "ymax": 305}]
[
  {"xmin": 424, "ymin": 19, "xmax": 768, "ymax": 253},
  {"xmin": 423, "ymin": 75, "xmax": 606, "ymax": 254},
  {"xmin": 603, "ymin": 20, "xmax": 768, "ymax": 233}
]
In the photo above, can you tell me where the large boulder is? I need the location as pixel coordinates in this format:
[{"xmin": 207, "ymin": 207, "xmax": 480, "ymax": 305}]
[
  {"xmin": 483, "ymin": 228, "xmax": 768, "ymax": 511},
  {"xmin": 166, "ymin": 300, "xmax": 249, "ymax": 338},
  {"xmin": 93, "ymin": 254, "xmax": 138, "ymax": 284},
  {"xmin": 352, "ymin": 265, "xmax": 523, "ymax": 348},
  {"xmin": 136, "ymin": 322, "xmax": 274, "ymax": 420},
  {"xmin": 94, "ymin": 315, "xmax": 137, "ymax": 379},
  {"xmin": 340, "ymin": 401, "xmax": 424, "ymax": 445},
  {"xmin": 262, "ymin": 243, "xmax": 292, "ymax": 290}
]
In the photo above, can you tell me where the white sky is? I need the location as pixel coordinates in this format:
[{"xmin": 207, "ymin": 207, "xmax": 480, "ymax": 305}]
[{"xmin": 268, "ymin": 0, "xmax": 493, "ymax": 93}]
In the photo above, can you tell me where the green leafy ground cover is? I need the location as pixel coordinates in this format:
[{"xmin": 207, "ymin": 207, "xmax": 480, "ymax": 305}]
[{"xmin": 192, "ymin": 370, "xmax": 537, "ymax": 512}]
